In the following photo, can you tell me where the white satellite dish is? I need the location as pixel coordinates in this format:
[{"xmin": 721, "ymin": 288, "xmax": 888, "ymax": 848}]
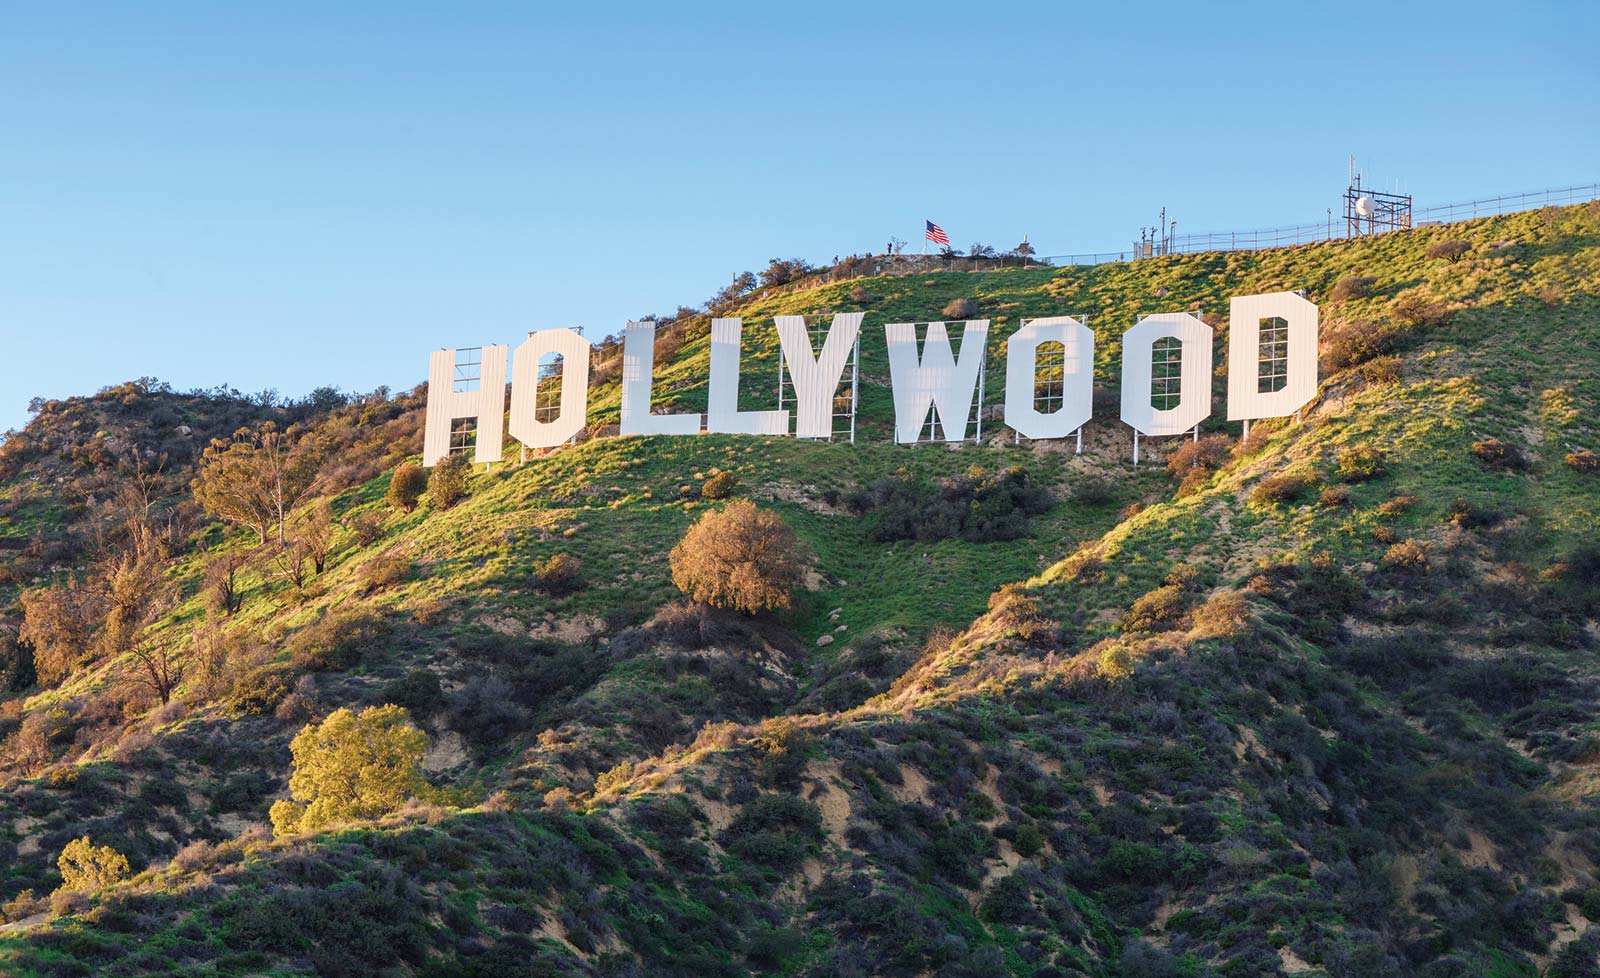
[{"xmin": 1354, "ymin": 195, "xmax": 1376, "ymax": 219}]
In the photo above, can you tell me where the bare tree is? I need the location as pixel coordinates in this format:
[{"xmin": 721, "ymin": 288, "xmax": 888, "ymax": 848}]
[
  {"xmin": 127, "ymin": 642, "xmax": 181, "ymax": 705},
  {"xmin": 291, "ymin": 499, "xmax": 337, "ymax": 575},
  {"xmin": 202, "ymin": 548, "xmax": 247, "ymax": 616},
  {"xmin": 272, "ymin": 539, "xmax": 311, "ymax": 590}
]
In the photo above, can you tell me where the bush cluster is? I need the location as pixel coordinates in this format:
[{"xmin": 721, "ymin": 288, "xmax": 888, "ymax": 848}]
[
  {"xmin": 1322, "ymin": 319, "xmax": 1409, "ymax": 374},
  {"xmin": 851, "ymin": 466, "xmax": 1052, "ymax": 543}
]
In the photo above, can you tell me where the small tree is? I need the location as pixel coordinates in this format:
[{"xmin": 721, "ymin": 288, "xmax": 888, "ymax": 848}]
[
  {"xmin": 669, "ymin": 501, "xmax": 806, "ymax": 615},
  {"xmin": 427, "ymin": 454, "xmax": 471, "ymax": 509},
  {"xmin": 192, "ymin": 423, "xmax": 322, "ymax": 544},
  {"xmin": 202, "ymin": 549, "xmax": 246, "ymax": 616},
  {"xmin": 127, "ymin": 642, "xmax": 181, "ymax": 706},
  {"xmin": 19, "ymin": 579, "xmax": 102, "ymax": 686},
  {"xmin": 291, "ymin": 499, "xmax": 337, "ymax": 574},
  {"xmin": 386, "ymin": 463, "xmax": 428, "ymax": 513},
  {"xmin": 344, "ymin": 509, "xmax": 386, "ymax": 547},
  {"xmin": 55, "ymin": 837, "xmax": 130, "ymax": 893},
  {"xmin": 271, "ymin": 539, "xmax": 311, "ymax": 589},
  {"xmin": 100, "ymin": 552, "xmax": 171, "ymax": 659},
  {"xmin": 269, "ymin": 704, "xmax": 430, "ymax": 837}
]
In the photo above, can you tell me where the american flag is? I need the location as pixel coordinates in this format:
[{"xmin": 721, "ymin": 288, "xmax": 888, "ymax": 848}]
[{"xmin": 925, "ymin": 220, "xmax": 949, "ymax": 246}]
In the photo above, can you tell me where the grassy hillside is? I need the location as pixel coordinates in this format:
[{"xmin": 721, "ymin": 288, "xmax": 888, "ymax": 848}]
[{"xmin": 0, "ymin": 202, "xmax": 1597, "ymax": 977}]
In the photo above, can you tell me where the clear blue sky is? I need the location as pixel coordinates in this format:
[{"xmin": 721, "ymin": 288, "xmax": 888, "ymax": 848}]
[{"xmin": 2, "ymin": 1, "xmax": 1595, "ymax": 434}]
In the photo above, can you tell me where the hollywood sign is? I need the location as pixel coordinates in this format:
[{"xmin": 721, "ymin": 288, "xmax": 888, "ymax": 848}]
[{"xmin": 422, "ymin": 291, "xmax": 1317, "ymax": 466}]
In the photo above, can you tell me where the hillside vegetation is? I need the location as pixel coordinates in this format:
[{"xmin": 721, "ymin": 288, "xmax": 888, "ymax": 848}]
[{"xmin": 0, "ymin": 202, "xmax": 1597, "ymax": 977}]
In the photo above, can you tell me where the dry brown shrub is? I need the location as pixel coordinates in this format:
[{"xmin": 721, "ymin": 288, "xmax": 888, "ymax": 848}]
[
  {"xmin": 941, "ymin": 297, "xmax": 979, "ymax": 319},
  {"xmin": 1189, "ymin": 592, "xmax": 1250, "ymax": 640},
  {"xmin": 1329, "ymin": 275, "xmax": 1378, "ymax": 302},
  {"xmin": 669, "ymin": 501, "xmax": 806, "ymax": 614},
  {"xmin": 1382, "ymin": 539, "xmax": 1430, "ymax": 570},
  {"xmin": 1566, "ymin": 449, "xmax": 1599, "ymax": 474}
]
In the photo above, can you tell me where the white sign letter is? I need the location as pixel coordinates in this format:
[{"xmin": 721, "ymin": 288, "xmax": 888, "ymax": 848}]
[
  {"xmin": 423, "ymin": 345, "xmax": 507, "ymax": 466},
  {"xmin": 885, "ymin": 320, "xmax": 989, "ymax": 443},
  {"xmin": 1120, "ymin": 313, "xmax": 1213, "ymax": 436},
  {"xmin": 619, "ymin": 321, "xmax": 701, "ymax": 437},
  {"xmin": 776, "ymin": 312, "xmax": 863, "ymax": 439},
  {"xmin": 708, "ymin": 318, "xmax": 788, "ymax": 435},
  {"xmin": 509, "ymin": 328, "xmax": 591, "ymax": 450},
  {"xmin": 1227, "ymin": 291, "xmax": 1318, "ymax": 422},
  {"xmin": 1003, "ymin": 316, "xmax": 1093, "ymax": 440}
]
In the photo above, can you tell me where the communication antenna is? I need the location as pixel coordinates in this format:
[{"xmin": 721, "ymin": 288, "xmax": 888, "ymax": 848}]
[{"xmin": 1344, "ymin": 157, "xmax": 1412, "ymax": 236}]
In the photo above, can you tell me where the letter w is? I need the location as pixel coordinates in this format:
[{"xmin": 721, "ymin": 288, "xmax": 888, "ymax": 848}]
[{"xmin": 885, "ymin": 321, "xmax": 990, "ymax": 443}]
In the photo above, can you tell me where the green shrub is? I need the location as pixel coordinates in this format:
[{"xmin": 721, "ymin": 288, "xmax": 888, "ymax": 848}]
[
  {"xmin": 1095, "ymin": 641, "xmax": 1136, "ymax": 682},
  {"xmin": 532, "ymin": 553, "xmax": 582, "ymax": 594},
  {"xmin": 1069, "ymin": 474, "xmax": 1115, "ymax": 506},
  {"xmin": 856, "ymin": 466, "xmax": 1052, "ymax": 543},
  {"xmin": 700, "ymin": 470, "xmax": 739, "ymax": 500},
  {"xmin": 385, "ymin": 463, "xmax": 427, "ymax": 513},
  {"xmin": 1101, "ymin": 839, "xmax": 1166, "ymax": 883},
  {"xmin": 1122, "ymin": 584, "xmax": 1187, "ymax": 632},
  {"xmin": 55, "ymin": 837, "xmax": 129, "ymax": 894},
  {"xmin": 269, "ymin": 704, "xmax": 429, "ymax": 837},
  {"xmin": 1011, "ymin": 822, "xmax": 1045, "ymax": 858},
  {"xmin": 720, "ymin": 795, "xmax": 823, "ymax": 872},
  {"xmin": 381, "ymin": 670, "xmax": 445, "ymax": 716},
  {"xmin": 287, "ymin": 608, "xmax": 390, "ymax": 671},
  {"xmin": 1335, "ymin": 445, "xmax": 1385, "ymax": 482},
  {"xmin": 426, "ymin": 453, "xmax": 471, "ymax": 509},
  {"xmin": 225, "ymin": 664, "xmax": 296, "ymax": 717}
]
